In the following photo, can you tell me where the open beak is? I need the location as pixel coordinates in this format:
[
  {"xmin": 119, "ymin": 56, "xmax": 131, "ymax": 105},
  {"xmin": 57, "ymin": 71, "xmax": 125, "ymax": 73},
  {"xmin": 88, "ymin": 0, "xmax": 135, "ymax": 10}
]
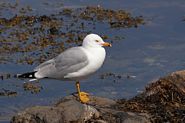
[{"xmin": 102, "ymin": 42, "xmax": 112, "ymax": 47}]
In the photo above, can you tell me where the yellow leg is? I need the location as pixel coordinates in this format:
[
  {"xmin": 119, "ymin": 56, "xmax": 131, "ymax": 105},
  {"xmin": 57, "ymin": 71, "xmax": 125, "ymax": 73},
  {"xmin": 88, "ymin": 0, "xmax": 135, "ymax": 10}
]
[{"xmin": 75, "ymin": 81, "xmax": 90, "ymax": 103}]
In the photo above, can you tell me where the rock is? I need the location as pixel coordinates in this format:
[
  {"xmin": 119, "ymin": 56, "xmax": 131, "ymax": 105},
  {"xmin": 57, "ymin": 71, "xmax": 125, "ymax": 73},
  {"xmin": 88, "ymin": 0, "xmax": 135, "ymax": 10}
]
[
  {"xmin": 12, "ymin": 70, "xmax": 185, "ymax": 123},
  {"xmin": 117, "ymin": 70, "xmax": 185, "ymax": 123},
  {"xmin": 11, "ymin": 95, "xmax": 150, "ymax": 123},
  {"xmin": 11, "ymin": 98, "xmax": 99, "ymax": 123}
]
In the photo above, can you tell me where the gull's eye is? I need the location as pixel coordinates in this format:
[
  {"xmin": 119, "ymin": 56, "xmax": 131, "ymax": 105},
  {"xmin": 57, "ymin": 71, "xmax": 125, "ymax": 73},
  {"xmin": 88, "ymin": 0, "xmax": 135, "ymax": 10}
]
[{"xmin": 95, "ymin": 40, "xmax": 99, "ymax": 42}]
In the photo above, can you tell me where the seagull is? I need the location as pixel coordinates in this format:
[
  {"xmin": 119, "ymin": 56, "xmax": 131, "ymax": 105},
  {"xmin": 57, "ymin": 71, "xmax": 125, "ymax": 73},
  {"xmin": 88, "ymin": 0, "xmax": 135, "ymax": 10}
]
[{"xmin": 18, "ymin": 34, "xmax": 112, "ymax": 103}]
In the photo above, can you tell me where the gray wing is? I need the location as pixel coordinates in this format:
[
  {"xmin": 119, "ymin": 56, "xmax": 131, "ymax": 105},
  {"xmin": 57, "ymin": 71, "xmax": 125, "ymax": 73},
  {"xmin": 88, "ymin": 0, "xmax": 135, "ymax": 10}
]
[{"xmin": 34, "ymin": 47, "xmax": 89, "ymax": 79}]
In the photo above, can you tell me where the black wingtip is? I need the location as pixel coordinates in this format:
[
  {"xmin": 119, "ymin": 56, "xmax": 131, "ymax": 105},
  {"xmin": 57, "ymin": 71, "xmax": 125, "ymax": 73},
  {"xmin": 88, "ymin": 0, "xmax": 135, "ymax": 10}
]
[{"xmin": 17, "ymin": 71, "xmax": 36, "ymax": 78}]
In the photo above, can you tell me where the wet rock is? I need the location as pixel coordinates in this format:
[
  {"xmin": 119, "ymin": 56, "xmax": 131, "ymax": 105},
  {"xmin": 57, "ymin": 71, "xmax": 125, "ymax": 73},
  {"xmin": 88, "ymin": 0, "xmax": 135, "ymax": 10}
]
[
  {"xmin": 0, "ymin": 88, "xmax": 17, "ymax": 96},
  {"xmin": 23, "ymin": 82, "xmax": 42, "ymax": 94},
  {"xmin": 117, "ymin": 70, "xmax": 185, "ymax": 123},
  {"xmin": 11, "ymin": 96, "xmax": 99, "ymax": 123},
  {"xmin": 48, "ymin": 27, "xmax": 59, "ymax": 35},
  {"xmin": 0, "ymin": 4, "xmax": 144, "ymax": 65},
  {"xmin": 11, "ymin": 95, "xmax": 150, "ymax": 123},
  {"xmin": 11, "ymin": 70, "xmax": 185, "ymax": 123},
  {"xmin": 12, "ymin": 99, "xmax": 99, "ymax": 123},
  {"xmin": 61, "ymin": 8, "xmax": 73, "ymax": 16},
  {"xmin": 99, "ymin": 72, "xmax": 136, "ymax": 83},
  {"xmin": 0, "ymin": 73, "xmax": 11, "ymax": 80}
]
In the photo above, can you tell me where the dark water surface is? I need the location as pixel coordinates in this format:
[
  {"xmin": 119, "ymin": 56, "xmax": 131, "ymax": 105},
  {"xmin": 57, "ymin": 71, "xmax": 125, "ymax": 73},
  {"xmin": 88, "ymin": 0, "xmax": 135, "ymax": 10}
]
[{"xmin": 1, "ymin": 0, "xmax": 185, "ymax": 122}]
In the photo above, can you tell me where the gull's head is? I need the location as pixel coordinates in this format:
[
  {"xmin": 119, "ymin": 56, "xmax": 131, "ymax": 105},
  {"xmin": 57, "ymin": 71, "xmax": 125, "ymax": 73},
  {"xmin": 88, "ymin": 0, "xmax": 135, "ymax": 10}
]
[{"xmin": 82, "ymin": 34, "xmax": 112, "ymax": 48}]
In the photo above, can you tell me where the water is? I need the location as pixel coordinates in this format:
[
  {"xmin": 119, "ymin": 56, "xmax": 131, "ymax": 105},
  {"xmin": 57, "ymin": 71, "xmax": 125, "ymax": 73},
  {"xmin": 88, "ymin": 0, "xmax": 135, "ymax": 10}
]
[{"xmin": 1, "ymin": 0, "xmax": 185, "ymax": 122}]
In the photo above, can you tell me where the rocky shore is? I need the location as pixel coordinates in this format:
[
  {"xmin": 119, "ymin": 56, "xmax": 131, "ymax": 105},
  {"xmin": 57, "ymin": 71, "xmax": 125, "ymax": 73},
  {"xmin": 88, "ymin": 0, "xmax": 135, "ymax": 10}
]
[{"xmin": 11, "ymin": 70, "xmax": 185, "ymax": 123}]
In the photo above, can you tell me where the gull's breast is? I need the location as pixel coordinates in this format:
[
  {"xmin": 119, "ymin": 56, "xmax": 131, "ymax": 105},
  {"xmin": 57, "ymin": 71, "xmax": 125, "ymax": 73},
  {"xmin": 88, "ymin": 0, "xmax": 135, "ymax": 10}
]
[{"xmin": 64, "ymin": 47, "xmax": 106, "ymax": 80}]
